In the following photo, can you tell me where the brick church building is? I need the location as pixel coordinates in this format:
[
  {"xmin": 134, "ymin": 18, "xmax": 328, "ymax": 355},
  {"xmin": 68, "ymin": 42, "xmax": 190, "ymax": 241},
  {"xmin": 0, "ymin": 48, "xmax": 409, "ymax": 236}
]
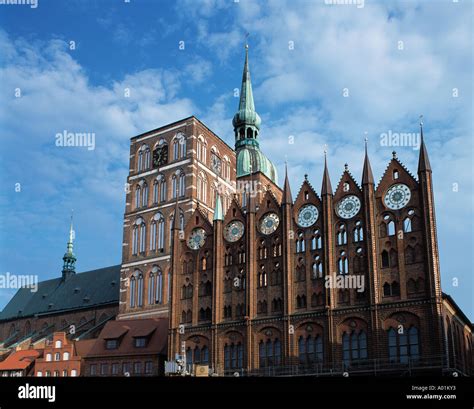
[{"xmin": 120, "ymin": 46, "xmax": 473, "ymax": 376}]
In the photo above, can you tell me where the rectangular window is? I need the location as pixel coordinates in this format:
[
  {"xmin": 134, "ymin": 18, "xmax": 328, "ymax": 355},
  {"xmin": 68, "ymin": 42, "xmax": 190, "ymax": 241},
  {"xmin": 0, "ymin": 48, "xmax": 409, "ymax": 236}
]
[
  {"xmin": 111, "ymin": 363, "xmax": 119, "ymax": 375},
  {"xmin": 90, "ymin": 365, "xmax": 97, "ymax": 376},
  {"xmin": 134, "ymin": 362, "xmax": 142, "ymax": 375},
  {"xmin": 100, "ymin": 363, "xmax": 108, "ymax": 376},
  {"xmin": 145, "ymin": 361, "xmax": 153, "ymax": 374},
  {"xmin": 123, "ymin": 362, "xmax": 130, "ymax": 376}
]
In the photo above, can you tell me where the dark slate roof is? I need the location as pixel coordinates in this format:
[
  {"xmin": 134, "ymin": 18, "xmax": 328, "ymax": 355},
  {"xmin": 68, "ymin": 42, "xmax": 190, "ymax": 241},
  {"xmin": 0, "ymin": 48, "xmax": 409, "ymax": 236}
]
[{"xmin": 0, "ymin": 265, "xmax": 121, "ymax": 321}]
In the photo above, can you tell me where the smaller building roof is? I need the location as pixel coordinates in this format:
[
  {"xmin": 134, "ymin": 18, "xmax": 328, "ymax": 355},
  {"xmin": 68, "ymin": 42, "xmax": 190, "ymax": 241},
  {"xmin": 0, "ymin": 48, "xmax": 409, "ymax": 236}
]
[
  {"xmin": 0, "ymin": 349, "xmax": 41, "ymax": 371},
  {"xmin": 86, "ymin": 318, "xmax": 168, "ymax": 358}
]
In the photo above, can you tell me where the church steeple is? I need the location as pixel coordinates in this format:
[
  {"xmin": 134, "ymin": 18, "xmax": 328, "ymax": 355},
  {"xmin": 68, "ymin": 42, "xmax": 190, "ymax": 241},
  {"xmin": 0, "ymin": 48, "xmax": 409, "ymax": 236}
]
[
  {"xmin": 62, "ymin": 211, "xmax": 76, "ymax": 280},
  {"xmin": 233, "ymin": 44, "xmax": 262, "ymax": 150},
  {"xmin": 282, "ymin": 162, "xmax": 293, "ymax": 205},
  {"xmin": 418, "ymin": 117, "xmax": 432, "ymax": 173},
  {"xmin": 362, "ymin": 137, "xmax": 375, "ymax": 185},
  {"xmin": 233, "ymin": 43, "xmax": 278, "ymax": 184},
  {"xmin": 321, "ymin": 150, "xmax": 333, "ymax": 196}
]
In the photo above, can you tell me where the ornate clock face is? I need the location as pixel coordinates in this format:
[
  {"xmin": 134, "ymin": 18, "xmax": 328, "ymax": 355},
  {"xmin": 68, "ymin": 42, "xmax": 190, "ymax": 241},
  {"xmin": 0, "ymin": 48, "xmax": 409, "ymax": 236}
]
[
  {"xmin": 153, "ymin": 146, "xmax": 168, "ymax": 167},
  {"xmin": 384, "ymin": 183, "xmax": 411, "ymax": 210},
  {"xmin": 259, "ymin": 213, "xmax": 280, "ymax": 235},
  {"xmin": 187, "ymin": 228, "xmax": 206, "ymax": 250},
  {"xmin": 297, "ymin": 204, "xmax": 319, "ymax": 228},
  {"xmin": 224, "ymin": 220, "xmax": 245, "ymax": 242},
  {"xmin": 336, "ymin": 195, "xmax": 361, "ymax": 219},
  {"xmin": 211, "ymin": 154, "xmax": 221, "ymax": 175}
]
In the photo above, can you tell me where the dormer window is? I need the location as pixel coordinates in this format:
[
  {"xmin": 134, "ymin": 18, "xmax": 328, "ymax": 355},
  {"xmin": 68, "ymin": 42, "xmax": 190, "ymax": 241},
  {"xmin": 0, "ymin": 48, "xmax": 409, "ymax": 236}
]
[
  {"xmin": 106, "ymin": 339, "xmax": 119, "ymax": 350},
  {"xmin": 134, "ymin": 337, "xmax": 148, "ymax": 348}
]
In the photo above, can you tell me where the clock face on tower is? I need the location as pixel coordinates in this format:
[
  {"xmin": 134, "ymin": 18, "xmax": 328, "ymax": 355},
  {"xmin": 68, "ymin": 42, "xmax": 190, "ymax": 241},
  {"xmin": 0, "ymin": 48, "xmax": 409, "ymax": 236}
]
[
  {"xmin": 153, "ymin": 145, "xmax": 168, "ymax": 168},
  {"xmin": 384, "ymin": 183, "xmax": 411, "ymax": 210},
  {"xmin": 297, "ymin": 204, "xmax": 319, "ymax": 227},
  {"xmin": 336, "ymin": 195, "xmax": 361, "ymax": 219},
  {"xmin": 224, "ymin": 220, "xmax": 245, "ymax": 242},
  {"xmin": 259, "ymin": 213, "xmax": 280, "ymax": 235},
  {"xmin": 187, "ymin": 228, "xmax": 206, "ymax": 250},
  {"xmin": 211, "ymin": 154, "xmax": 222, "ymax": 175}
]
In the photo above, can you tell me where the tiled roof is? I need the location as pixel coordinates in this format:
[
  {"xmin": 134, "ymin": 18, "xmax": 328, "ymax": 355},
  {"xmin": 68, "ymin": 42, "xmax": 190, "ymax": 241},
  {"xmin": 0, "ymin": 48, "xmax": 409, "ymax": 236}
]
[
  {"xmin": 0, "ymin": 349, "xmax": 41, "ymax": 370},
  {"xmin": 0, "ymin": 265, "xmax": 121, "ymax": 321},
  {"xmin": 87, "ymin": 318, "xmax": 168, "ymax": 358}
]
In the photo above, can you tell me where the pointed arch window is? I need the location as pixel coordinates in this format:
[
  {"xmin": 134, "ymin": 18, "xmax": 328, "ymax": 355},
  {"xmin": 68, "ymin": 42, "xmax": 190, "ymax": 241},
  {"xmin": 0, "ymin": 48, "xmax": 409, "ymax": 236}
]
[
  {"xmin": 338, "ymin": 251, "xmax": 349, "ymax": 275},
  {"xmin": 312, "ymin": 255, "xmax": 323, "ymax": 279},
  {"xmin": 153, "ymin": 180, "xmax": 158, "ymax": 204},
  {"xmin": 171, "ymin": 174, "xmax": 177, "ymax": 199},
  {"xmin": 135, "ymin": 185, "xmax": 141, "ymax": 209},
  {"xmin": 178, "ymin": 134, "xmax": 186, "ymax": 158},
  {"xmin": 150, "ymin": 221, "xmax": 157, "ymax": 251},
  {"xmin": 142, "ymin": 182, "xmax": 148, "ymax": 207},
  {"xmin": 132, "ymin": 225, "xmax": 139, "ymax": 255},
  {"xmin": 403, "ymin": 217, "xmax": 412, "ymax": 233},
  {"xmin": 179, "ymin": 172, "xmax": 186, "ymax": 197},
  {"xmin": 158, "ymin": 175, "xmax": 167, "ymax": 203},
  {"xmin": 381, "ymin": 250, "xmax": 389, "ymax": 268},
  {"xmin": 197, "ymin": 173, "xmax": 207, "ymax": 203},
  {"xmin": 137, "ymin": 149, "xmax": 143, "ymax": 171},
  {"xmin": 148, "ymin": 272, "xmax": 156, "ymax": 305},
  {"xmin": 296, "ymin": 232, "xmax": 305, "ymax": 253},
  {"xmin": 155, "ymin": 267, "xmax": 163, "ymax": 304},
  {"xmin": 144, "ymin": 147, "xmax": 151, "ymax": 169},
  {"xmin": 173, "ymin": 138, "xmax": 179, "ymax": 161},
  {"xmin": 137, "ymin": 274, "xmax": 144, "ymax": 307},
  {"xmin": 130, "ymin": 276, "xmax": 136, "ymax": 308},
  {"xmin": 353, "ymin": 221, "xmax": 363, "ymax": 242},
  {"xmin": 337, "ymin": 224, "xmax": 347, "ymax": 245},
  {"xmin": 139, "ymin": 220, "xmax": 146, "ymax": 254}
]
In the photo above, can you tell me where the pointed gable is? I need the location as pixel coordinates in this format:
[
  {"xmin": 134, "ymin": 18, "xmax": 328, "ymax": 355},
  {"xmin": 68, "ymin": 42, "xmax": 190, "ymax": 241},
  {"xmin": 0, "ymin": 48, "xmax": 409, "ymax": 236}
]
[
  {"xmin": 376, "ymin": 154, "xmax": 418, "ymax": 197},
  {"xmin": 334, "ymin": 167, "xmax": 362, "ymax": 202},
  {"xmin": 223, "ymin": 196, "xmax": 246, "ymax": 224},
  {"xmin": 294, "ymin": 177, "xmax": 322, "ymax": 215},
  {"xmin": 184, "ymin": 205, "xmax": 213, "ymax": 237}
]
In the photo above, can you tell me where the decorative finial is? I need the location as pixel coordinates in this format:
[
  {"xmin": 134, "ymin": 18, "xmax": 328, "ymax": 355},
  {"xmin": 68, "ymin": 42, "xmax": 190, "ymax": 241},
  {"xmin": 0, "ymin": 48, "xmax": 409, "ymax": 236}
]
[
  {"xmin": 245, "ymin": 32, "xmax": 249, "ymax": 49},
  {"xmin": 323, "ymin": 144, "xmax": 328, "ymax": 157},
  {"xmin": 344, "ymin": 163, "xmax": 349, "ymax": 171},
  {"xmin": 304, "ymin": 173, "xmax": 308, "ymax": 180},
  {"xmin": 419, "ymin": 114, "xmax": 423, "ymax": 127},
  {"xmin": 392, "ymin": 151, "xmax": 397, "ymax": 158}
]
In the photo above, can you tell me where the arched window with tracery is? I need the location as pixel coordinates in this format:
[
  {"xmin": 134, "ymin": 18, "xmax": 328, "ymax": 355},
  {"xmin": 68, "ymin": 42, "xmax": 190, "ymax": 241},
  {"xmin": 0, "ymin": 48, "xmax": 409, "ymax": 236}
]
[
  {"xmin": 342, "ymin": 330, "xmax": 368, "ymax": 367},
  {"xmin": 337, "ymin": 224, "xmax": 347, "ymax": 245},
  {"xmin": 388, "ymin": 326, "xmax": 420, "ymax": 363}
]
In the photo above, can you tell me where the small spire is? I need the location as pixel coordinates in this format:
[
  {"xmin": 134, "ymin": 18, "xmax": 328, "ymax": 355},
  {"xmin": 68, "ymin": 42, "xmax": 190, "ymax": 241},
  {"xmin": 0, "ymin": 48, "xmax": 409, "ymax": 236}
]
[
  {"xmin": 282, "ymin": 162, "xmax": 293, "ymax": 205},
  {"xmin": 321, "ymin": 150, "xmax": 333, "ymax": 196},
  {"xmin": 213, "ymin": 193, "xmax": 224, "ymax": 221},
  {"xmin": 62, "ymin": 210, "xmax": 76, "ymax": 280},
  {"xmin": 418, "ymin": 116, "xmax": 432, "ymax": 172},
  {"xmin": 362, "ymin": 136, "xmax": 374, "ymax": 185},
  {"xmin": 392, "ymin": 151, "xmax": 397, "ymax": 159},
  {"xmin": 344, "ymin": 163, "xmax": 349, "ymax": 171}
]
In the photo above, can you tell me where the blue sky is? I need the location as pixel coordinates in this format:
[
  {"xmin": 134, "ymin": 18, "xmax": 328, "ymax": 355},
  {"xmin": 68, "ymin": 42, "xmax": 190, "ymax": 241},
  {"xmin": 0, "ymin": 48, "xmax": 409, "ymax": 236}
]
[{"xmin": 0, "ymin": 0, "xmax": 472, "ymax": 319}]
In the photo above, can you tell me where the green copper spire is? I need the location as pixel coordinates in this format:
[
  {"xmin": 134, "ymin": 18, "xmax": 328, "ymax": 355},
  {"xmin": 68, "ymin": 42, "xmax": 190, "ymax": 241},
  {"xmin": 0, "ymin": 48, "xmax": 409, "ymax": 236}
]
[
  {"xmin": 62, "ymin": 211, "xmax": 76, "ymax": 280},
  {"xmin": 233, "ymin": 44, "xmax": 278, "ymax": 184},
  {"xmin": 213, "ymin": 193, "xmax": 224, "ymax": 221},
  {"xmin": 233, "ymin": 44, "xmax": 261, "ymax": 150}
]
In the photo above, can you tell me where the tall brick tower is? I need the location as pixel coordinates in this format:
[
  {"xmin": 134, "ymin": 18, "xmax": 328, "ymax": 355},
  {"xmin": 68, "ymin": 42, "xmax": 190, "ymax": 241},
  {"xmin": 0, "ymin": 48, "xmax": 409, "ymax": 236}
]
[{"xmin": 118, "ymin": 118, "xmax": 236, "ymax": 320}]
